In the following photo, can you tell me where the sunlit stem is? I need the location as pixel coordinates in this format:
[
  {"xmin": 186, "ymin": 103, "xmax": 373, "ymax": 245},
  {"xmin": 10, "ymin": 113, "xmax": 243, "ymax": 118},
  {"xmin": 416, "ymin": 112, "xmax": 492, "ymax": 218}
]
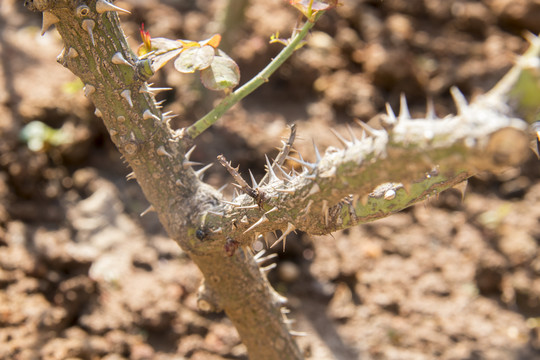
[{"xmin": 186, "ymin": 11, "xmax": 325, "ymax": 139}]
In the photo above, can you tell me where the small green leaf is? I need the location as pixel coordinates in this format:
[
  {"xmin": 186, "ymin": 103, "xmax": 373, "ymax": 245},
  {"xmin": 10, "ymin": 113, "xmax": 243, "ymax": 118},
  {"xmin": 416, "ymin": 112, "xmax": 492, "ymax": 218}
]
[
  {"xmin": 174, "ymin": 45, "xmax": 216, "ymax": 73},
  {"xmin": 200, "ymin": 53, "xmax": 240, "ymax": 91}
]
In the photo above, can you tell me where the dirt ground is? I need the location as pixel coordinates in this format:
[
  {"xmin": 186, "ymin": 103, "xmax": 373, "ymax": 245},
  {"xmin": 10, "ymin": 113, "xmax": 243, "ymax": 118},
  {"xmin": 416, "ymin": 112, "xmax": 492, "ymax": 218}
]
[{"xmin": 1, "ymin": 0, "xmax": 540, "ymax": 359}]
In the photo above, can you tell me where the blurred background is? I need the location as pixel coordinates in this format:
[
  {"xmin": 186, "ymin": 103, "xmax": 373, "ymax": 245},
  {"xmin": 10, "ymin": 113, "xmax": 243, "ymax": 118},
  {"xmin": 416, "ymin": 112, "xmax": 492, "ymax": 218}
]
[{"xmin": 0, "ymin": 0, "xmax": 539, "ymax": 359}]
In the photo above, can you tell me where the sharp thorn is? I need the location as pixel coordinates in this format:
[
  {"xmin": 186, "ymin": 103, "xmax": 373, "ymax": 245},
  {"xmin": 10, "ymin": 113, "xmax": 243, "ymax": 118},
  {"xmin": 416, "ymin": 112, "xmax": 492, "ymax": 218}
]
[
  {"xmin": 254, "ymin": 249, "xmax": 267, "ymax": 261},
  {"xmin": 183, "ymin": 160, "xmax": 203, "ymax": 169},
  {"xmin": 355, "ymin": 119, "xmax": 384, "ymax": 137},
  {"xmin": 126, "ymin": 172, "xmax": 136, "ymax": 180},
  {"xmin": 140, "ymin": 205, "xmax": 155, "ymax": 217},
  {"xmin": 265, "ymin": 154, "xmax": 278, "ymax": 181},
  {"xmin": 84, "ymin": 84, "xmax": 96, "ymax": 97},
  {"xmin": 207, "ymin": 210, "xmax": 224, "ymax": 217},
  {"xmin": 289, "ymin": 330, "xmax": 308, "ymax": 337},
  {"xmin": 260, "ymin": 263, "xmax": 277, "ymax": 273},
  {"xmin": 385, "ymin": 102, "xmax": 397, "ymax": 123},
  {"xmin": 346, "ymin": 123, "xmax": 359, "ymax": 144},
  {"xmin": 96, "ymin": 0, "xmax": 131, "ymax": 15},
  {"xmin": 285, "ymin": 156, "xmax": 316, "ymax": 170},
  {"xmin": 399, "ymin": 93, "xmax": 411, "ymax": 120},
  {"xmin": 67, "ymin": 47, "xmax": 79, "ymax": 59},
  {"xmin": 81, "ymin": 19, "xmax": 95, "ymax": 46},
  {"xmin": 452, "ymin": 180, "xmax": 468, "ymax": 202},
  {"xmin": 120, "ymin": 90, "xmax": 133, "ymax": 107},
  {"xmin": 143, "ymin": 109, "xmax": 160, "ymax": 121},
  {"xmin": 249, "ymin": 169, "xmax": 259, "ymax": 189},
  {"xmin": 195, "ymin": 163, "xmax": 213, "ymax": 179},
  {"xmin": 276, "ymin": 165, "xmax": 292, "ymax": 181},
  {"xmin": 426, "ymin": 97, "xmax": 437, "ymax": 120},
  {"xmin": 450, "ymin": 86, "xmax": 468, "ymax": 115},
  {"xmin": 243, "ymin": 215, "xmax": 269, "ymax": 234},
  {"xmin": 312, "ymin": 139, "xmax": 322, "ymax": 162},
  {"xmin": 41, "ymin": 11, "xmax": 59, "ymax": 36},
  {"xmin": 275, "ymin": 188, "xmax": 295, "ymax": 194},
  {"xmin": 185, "ymin": 145, "xmax": 196, "ymax": 160},
  {"xmin": 235, "ymin": 204, "xmax": 259, "ymax": 209},
  {"xmin": 112, "ymin": 52, "xmax": 131, "ymax": 66},
  {"xmin": 330, "ymin": 128, "xmax": 352, "ymax": 147},
  {"xmin": 271, "ymin": 222, "xmax": 296, "ymax": 251},
  {"xmin": 157, "ymin": 146, "xmax": 173, "ymax": 158}
]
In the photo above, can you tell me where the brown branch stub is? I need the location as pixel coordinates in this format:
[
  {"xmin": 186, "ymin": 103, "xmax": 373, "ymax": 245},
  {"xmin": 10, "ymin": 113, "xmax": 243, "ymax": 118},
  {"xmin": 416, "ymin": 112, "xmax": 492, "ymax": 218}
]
[{"xmin": 217, "ymin": 154, "xmax": 260, "ymax": 200}]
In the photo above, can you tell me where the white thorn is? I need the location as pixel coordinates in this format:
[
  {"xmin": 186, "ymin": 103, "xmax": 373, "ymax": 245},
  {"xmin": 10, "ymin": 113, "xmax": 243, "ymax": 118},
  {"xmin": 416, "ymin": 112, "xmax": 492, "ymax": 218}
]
[
  {"xmin": 81, "ymin": 19, "xmax": 95, "ymax": 46},
  {"xmin": 285, "ymin": 156, "xmax": 316, "ymax": 170},
  {"xmin": 312, "ymin": 139, "xmax": 322, "ymax": 162},
  {"xmin": 289, "ymin": 330, "xmax": 308, "ymax": 337},
  {"xmin": 162, "ymin": 111, "xmax": 177, "ymax": 121},
  {"xmin": 185, "ymin": 145, "xmax": 196, "ymax": 160},
  {"xmin": 275, "ymin": 188, "xmax": 295, "ymax": 194},
  {"xmin": 235, "ymin": 204, "xmax": 259, "ymax": 209},
  {"xmin": 265, "ymin": 207, "xmax": 278, "ymax": 215},
  {"xmin": 271, "ymin": 222, "xmax": 296, "ymax": 251},
  {"xmin": 94, "ymin": 108, "xmax": 102, "ymax": 118},
  {"xmin": 256, "ymin": 252, "xmax": 278, "ymax": 264},
  {"xmin": 126, "ymin": 172, "xmax": 136, "ymax": 180},
  {"xmin": 355, "ymin": 119, "xmax": 385, "ymax": 138},
  {"xmin": 260, "ymin": 263, "xmax": 277, "ymax": 273},
  {"xmin": 243, "ymin": 215, "xmax": 268, "ymax": 234},
  {"xmin": 346, "ymin": 124, "xmax": 359, "ymax": 144},
  {"xmin": 249, "ymin": 169, "xmax": 258, "ymax": 189},
  {"xmin": 207, "ymin": 210, "xmax": 224, "ymax": 217},
  {"xmin": 67, "ymin": 47, "xmax": 79, "ymax": 59},
  {"xmin": 265, "ymin": 155, "xmax": 278, "ymax": 182},
  {"xmin": 140, "ymin": 85, "xmax": 173, "ymax": 94},
  {"xmin": 426, "ymin": 97, "xmax": 437, "ymax": 120},
  {"xmin": 112, "ymin": 52, "xmax": 131, "ymax": 66},
  {"xmin": 330, "ymin": 128, "xmax": 352, "ymax": 147},
  {"xmin": 143, "ymin": 109, "xmax": 160, "ymax": 121},
  {"xmin": 157, "ymin": 146, "xmax": 173, "ymax": 158},
  {"xmin": 195, "ymin": 163, "xmax": 213, "ymax": 179},
  {"xmin": 96, "ymin": 0, "xmax": 131, "ymax": 14},
  {"xmin": 175, "ymin": 179, "xmax": 184, "ymax": 187},
  {"xmin": 41, "ymin": 11, "xmax": 59, "ymax": 36},
  {"xmin": 276, "ymin": 165, "xmax": 292, "ymax": 181},
  {"xmin": 140, "ymin": 205, "xmax": 155, "ymax": 217},
  {"xmin": 84, "ymin": 84, "xmax": 96, "ymax": 97},
  {"xmin": 385, "ymin": 102, "xmax": 397, "ymax": 124},
  {"xmin": 120, "ymin": 90, "xmax": 133, "ymax": 107},
  {"xmin": 399, "ymin": 93, "xmax": 411, "ymax": 120},
  {"xmin": 450, "ymin": 86, "xmax": 468, "ymax": 115},
  {"xmin": 183, "ymin": 160, "xmax": 202, "ymax": 169}
]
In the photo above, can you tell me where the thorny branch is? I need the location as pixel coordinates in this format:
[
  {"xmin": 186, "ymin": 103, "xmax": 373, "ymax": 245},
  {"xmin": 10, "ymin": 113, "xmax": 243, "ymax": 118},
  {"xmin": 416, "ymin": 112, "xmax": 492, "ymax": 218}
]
[{"xmin": 26, "ymin": 1, "xmax": 540, "ymax": 359}]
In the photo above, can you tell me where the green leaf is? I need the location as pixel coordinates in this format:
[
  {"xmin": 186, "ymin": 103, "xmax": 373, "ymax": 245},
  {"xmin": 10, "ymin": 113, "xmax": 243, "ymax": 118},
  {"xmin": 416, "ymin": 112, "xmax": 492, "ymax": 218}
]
[
  {"xmin": 200, "ymin": 53, "xmax": 240, "ymax": 91},
  {"xmin": 174, "ymin": 45, "xmax": 216, "ymax": 73}
]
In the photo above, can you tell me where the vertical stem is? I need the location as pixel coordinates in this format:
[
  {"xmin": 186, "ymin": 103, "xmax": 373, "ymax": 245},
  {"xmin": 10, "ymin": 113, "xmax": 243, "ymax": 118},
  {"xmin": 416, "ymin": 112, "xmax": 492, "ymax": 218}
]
[{"xmin": 32, "ymin": 2, "xmax": 303, "ymax": 359}]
